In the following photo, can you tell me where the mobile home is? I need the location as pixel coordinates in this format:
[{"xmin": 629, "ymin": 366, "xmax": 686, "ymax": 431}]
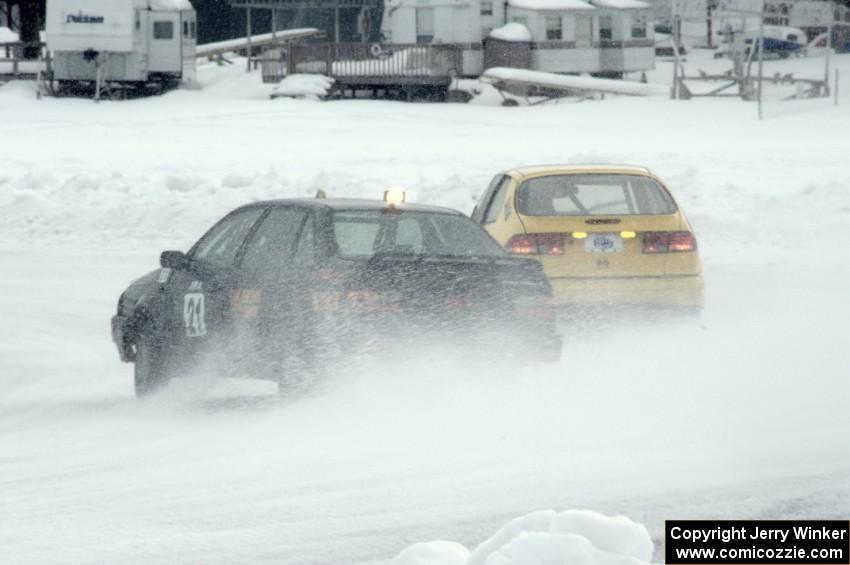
[
  {"xmin": 383, "ymin": 0, "xmax": 655, "ymax": 76},
  {"xmin": 46, "ymin": 0, "xmax": 196, "ymax": 86},
  {"xmin": 382, "ymin": 0, "xmax": 484, "ymax": 76},
  {"xmin": 504, "ymin": 0, "xmax": 599, "ymax": 73},
  {"xmin": 588, "ymin": 0, "xmax": 654, "ymax": 74}
]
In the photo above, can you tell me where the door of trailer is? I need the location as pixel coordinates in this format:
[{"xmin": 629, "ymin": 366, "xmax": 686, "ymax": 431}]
[
  {"xmin": 180, "ymin": 11, "xmax": 197, "ymax": 83},
  {"xmin": 148, "ymin": 11, "xmax": 181, "ymax": 75}
]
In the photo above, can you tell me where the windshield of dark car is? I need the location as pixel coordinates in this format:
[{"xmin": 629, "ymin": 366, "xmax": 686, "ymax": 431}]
[
  {"xmin": 516, "ymin": 174, "xmax": 677, "ymax": 216},
  {"xmin": 331, "ymin": 210, "xmax": 506, "ymax": 258}
]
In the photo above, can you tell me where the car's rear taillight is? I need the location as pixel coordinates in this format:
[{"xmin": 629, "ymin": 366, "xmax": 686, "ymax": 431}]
[
  {"xmin": 313, "ymin": 269, "xmax": 346, "ymax": 282},
  {"xmin": 506, "ymin": 233, "xmax": 565, "ymax": 255},
  {"xmin": 345, "ymin": 290, "xmax": 401, "ymax": 312},
  {"xmin": 643, "ymin": 231, "xmax": 697, "ymax": 253}
]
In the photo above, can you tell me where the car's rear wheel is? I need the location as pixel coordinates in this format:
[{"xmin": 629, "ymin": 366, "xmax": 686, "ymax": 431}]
[
  {"xmin": 274, "ymin": 315, "xmax": 331, "ymax": 397},
  {"xmin": 134, "ymin": 335, "xmax": 171, "ymax": 398}
]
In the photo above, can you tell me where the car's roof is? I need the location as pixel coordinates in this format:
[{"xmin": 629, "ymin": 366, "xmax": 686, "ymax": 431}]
[
  {"xmin": 240, "ymin": 197, "xmax": 465, "ymax": 216},
  {"xmin": 505, "ymin": 164, "xmax": 655, "ymax": 178}
]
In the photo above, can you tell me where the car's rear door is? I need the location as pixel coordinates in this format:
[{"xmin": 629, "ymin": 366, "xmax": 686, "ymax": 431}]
[
  {"xmin": 237, "ymin": 206, "xmax": 313, "ymax": 356},
  {"xmin": 166, "ymin": 206, "xmax": 267, "ymax": 362}
]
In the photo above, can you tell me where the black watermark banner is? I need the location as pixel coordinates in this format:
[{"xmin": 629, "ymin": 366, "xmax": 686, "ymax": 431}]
[{"xmin": 666, "ymin": 521, "xmax": 850, "ymax": 565}]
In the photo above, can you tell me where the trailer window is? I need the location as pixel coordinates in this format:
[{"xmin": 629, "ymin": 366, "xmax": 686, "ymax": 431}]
[
  {"xmin": 153, "ymin": 21, "xmax": 174, "ymax": 40},
  {"xmin": 183, "ymin": 21, "xmax": 189, "ymax": 37},
  {"xmin": 599, "ymin": 16, "xmax": 613, "ymax": 41},
  {"xmin": 416, "ymin": 9, "xmax": 434, "ymax": 44},
  {"xmin": 190, "ymin": 21, "xmax": 197, "ymax": 39},
  {"xmin": 546, "ymin": 16, "xmax": 563, "ymax": 40},
  {"xmin": 631, "ymin": 13, "xmax": 648, "ymax": 39}
]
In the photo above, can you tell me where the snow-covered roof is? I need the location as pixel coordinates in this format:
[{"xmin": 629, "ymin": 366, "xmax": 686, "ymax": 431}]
[
  {"xmin": 509, "ymin": 0, "xmax": 594, "ymax": 9},
  {"xmin": 148, "ymin": 0, "xmax": 194, "ymax": 10},
  {"xmin": 589, "ymin": 0, "xmax": 649, "ymax": 9},
  {"xmin": 488, "ymin": 23, "xmax": 532, "ymax": 42}
]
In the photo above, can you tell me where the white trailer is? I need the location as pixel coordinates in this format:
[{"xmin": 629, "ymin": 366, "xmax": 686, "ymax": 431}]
[
  {"xmin": 46, "ymin": 0, "xmax": 196, "ymax": 90},
  {"xmin": 381, "ymin": 0, "xmax": 484, "ymax": 76}
]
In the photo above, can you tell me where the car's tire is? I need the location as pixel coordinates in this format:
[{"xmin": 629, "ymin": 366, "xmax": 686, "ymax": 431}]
[
  {"xmin": 274, "ymin": 314, "xmax": 331, "ymax": 397},
  {"xmin": 133, "ymin": 335, "xmax": 171, "ymax": 398}
]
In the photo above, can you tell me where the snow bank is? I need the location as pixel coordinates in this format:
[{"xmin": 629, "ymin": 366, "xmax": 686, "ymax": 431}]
[
  {"xmin": 392, "ymin": 510, "xmax": 653, "ymax": 565},
  {"xmin": 489, "ymin": 23, "xmax": 532, "ymax": 43},
  {"xmin": 508, "ymin": 0, "xmax": 594, "ymax": 10},
  {"xmin": 148, "ymin": 0, "xmax": 194, "ymax": 10},
  {"xmin": 0, "ymin": 26, "xmax": 18, "ymax": 43},
  {"xmin": 392, "ymin": 541, "xmax": 470, "ymax": 565},
  {"xmin": 482, "ymin": 67, "xmax": 669, "ymax": 96},
  {"xmin": 589, "ymin": 0, "xmax": 649, "ymax": 8},
  {"xmin": 271, "ymin": 74, "xmax": 334, "ymax": 99}
]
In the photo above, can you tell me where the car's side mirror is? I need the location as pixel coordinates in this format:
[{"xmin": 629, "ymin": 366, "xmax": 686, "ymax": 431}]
[{"xmin": 160, "ymin": 250, "xmax": 189, "ymax": 270}]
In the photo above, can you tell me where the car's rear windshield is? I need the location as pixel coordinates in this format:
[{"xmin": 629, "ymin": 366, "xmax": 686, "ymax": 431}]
[
  {"xmin": 331, "ymin": 210, "xmax": 506, "ymax": 259},
  {"xmin": 516, "ymin": 174, "xmax": 677, "ymax": 216}
]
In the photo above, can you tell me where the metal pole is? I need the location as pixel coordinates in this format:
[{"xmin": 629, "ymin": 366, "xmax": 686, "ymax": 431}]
[
  {"xmin": 757, "ymin": 0, "xmax": 765, "ymax": 120},
  {"xmin": 706, "ymin": 0, "xmax": 713, "ymax": 49},
  {"xmin": 836, "ymin": 69, "xmax": 840, "ymax": 106},
  {"xmin": 246, "ymin": 7, "xmax": 252, "ymax": 72},
  {"xmin": 271, "ymin": 8, "xmax": 277, "ymax": 40},
  {"xmin": 671, "ymin": 3, "xmax": 680, "ymax": 99},
  {"xmin": 824, "ymin": 48, "xmax": 830, "ymax": 97},
  {"xmin": 334, "ymin": 8, "xmax": 340, "ymax": 43}
]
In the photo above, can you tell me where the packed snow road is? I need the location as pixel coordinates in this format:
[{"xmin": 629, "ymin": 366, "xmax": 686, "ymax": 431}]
[
  {"xmin": 1, "ymin": 251, "xmax": 848, "ymax": 564},
  {"xmin": 1, "ymin": 55, "xmax": 850, "ymax": 564}
]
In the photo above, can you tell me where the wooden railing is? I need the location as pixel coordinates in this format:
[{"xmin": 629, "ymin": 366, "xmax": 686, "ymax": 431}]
[
  {"xmin": 287, "ymin": 43, "xmax": 463, "ymax": 85},
  {"xmin": 0, "ymin": 42, "xmax": 49, "ymax": 80}
]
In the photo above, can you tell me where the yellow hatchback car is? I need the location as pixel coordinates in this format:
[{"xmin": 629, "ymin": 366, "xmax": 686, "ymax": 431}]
[{"xmin": 471, "ymin": 165, "xmax": 703, "ymax": 309}]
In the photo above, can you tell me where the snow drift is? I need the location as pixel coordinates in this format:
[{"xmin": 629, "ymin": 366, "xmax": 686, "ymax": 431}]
[{"xmin": 392, "ymin": 510, "xmax": 653, "ymax": 565}]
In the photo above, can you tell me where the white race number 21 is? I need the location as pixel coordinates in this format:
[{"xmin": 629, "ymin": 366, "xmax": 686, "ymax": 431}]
[{"xmin": 183, "ymin": 293, "xmax": 207, "ymax": 337}]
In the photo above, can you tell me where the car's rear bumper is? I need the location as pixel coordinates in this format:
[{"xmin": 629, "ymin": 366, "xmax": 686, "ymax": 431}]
[
  {"xmin": 548, "ymin": 274, "xmax": 704, "ymax": 309},
  {"xmin": 315, "ymin": 311, "xmax": 563, "ymax": 363}
]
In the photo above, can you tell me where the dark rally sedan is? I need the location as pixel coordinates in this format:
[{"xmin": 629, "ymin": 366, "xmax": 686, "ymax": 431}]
[{"xmin": 112, "ymin": 195, "xmax": 562, "ymax": 397}]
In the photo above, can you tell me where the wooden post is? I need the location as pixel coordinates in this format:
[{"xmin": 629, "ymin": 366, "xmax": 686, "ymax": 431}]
[
  {"xmin": 757, "ymin": 1, "xmax": 765, "ymax": 120},
  {"xmin": 271, "ymin": 8, "xmax": 277, "ymax": 40},
  {"xmin": 334, "ymin": 8, "xmax": 340, "ymax": 42},
  {"xmin": 246, "ymin": 7, "xmax": 252, "ymax": 72},
  {"xmin": 706, "ymin": 0, "xmax": 713, "ymax": 49}
]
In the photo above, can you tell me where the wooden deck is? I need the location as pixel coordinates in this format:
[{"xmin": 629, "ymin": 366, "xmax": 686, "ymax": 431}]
[
  {"xmin": 0, "ymin": 42, "xmax": 48, "ymax": 82},
  {"xmin": 285, "ymin": 43, "xmax": 463, "ymax": 98}
]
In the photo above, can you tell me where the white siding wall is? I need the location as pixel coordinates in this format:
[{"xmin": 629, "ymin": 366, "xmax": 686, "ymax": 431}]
[
  {"xmin": 594, "ymin": 9, "xmax": 625, "ymax": 41},
  {"xmin": 388, "ymin": 3, "xmax": 478, "ymax": 43},
  {"xmin": 533, "ymin": 47, "xmax": 600, "ymax": 73},
  {"xmin": 462, "ymin": 49, "xmax": 484, "ymax": 75},
  {"xmin": 561, "ymin": 16, "xmax": 576, "ymax": 41},
  {"xmin": 388, "ymin": 7, "xmax": 416, "ymax": 43},
  {"xmin": 445, "ymin": 5, "xmax": 478, "ymax": 42},
  {"xmin": 479, "ymin": 0, "xmax": 506, "ymax": 37},
  {"xmin": 621, "ymin": 45, "xmax": 654, "ymax": 71}
]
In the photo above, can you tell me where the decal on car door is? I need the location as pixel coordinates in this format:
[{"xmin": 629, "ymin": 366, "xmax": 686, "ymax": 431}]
[{"xmin": 183, "ymin": 293, "xmax": 207, "ymax": 337}]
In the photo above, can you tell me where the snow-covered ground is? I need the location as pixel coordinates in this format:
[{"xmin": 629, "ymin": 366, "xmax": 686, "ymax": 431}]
[{"xmin": 1, "ymin": 52, "xmax": 849, "ymax": 565}]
